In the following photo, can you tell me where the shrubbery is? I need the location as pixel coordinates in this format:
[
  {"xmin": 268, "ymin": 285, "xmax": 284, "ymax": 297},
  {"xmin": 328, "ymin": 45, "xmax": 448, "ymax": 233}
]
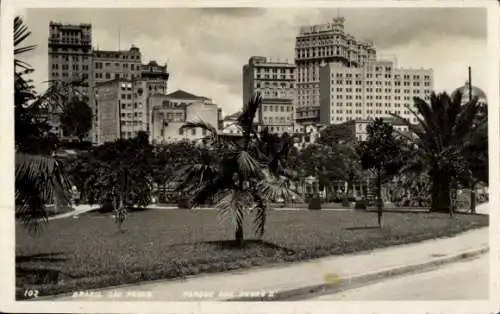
[{"xmin": 308, "ymin": 197, "xmax": 321, "ymax": 210}]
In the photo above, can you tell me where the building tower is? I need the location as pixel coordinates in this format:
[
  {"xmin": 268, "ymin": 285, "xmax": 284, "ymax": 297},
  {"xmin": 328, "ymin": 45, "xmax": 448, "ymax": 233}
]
[
  {"xmin": 47, "ymin": 22, "xmax": 92, "ymax": 138},
  {"xmin": 242, "ymin": 56, "xmax": 296, "ymax": 135},
  {"xmin": 295, "ymin": 17, "xmax": 376, "ymax": 123}
]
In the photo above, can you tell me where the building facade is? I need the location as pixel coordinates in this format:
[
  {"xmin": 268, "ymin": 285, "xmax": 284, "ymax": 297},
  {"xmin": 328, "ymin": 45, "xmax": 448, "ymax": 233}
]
[
  {"xmin": 94, "ymin": 78, "xmax": 151, "ymax": 144},
  {"xmin": 149, "ymin": 90, "xmax": 220, "ymax": 144},
  {"xmin": 90, "ymin": 46, "xmax": 169, "ymax": 144},
  {"xmin": 220, "ymin": 111, "xmax": 242, "ymax": 136},
  {"xmin": 295, "ymin": 17, "xmax": 377, "ymax": 123},
  {"xmin": 242, "ymin": 56, "xmax": 297, "ymax": 135},
  {"xmin": 341, "ymin": 118, "xmax": 411, "ymax": 142},
  {"xmin": 47, "ymin": 22, "xmax": 93, "ymax": 138},
  {"xmin": 319, "ymin": 60, "xmax": 433, "ymax": 125}
]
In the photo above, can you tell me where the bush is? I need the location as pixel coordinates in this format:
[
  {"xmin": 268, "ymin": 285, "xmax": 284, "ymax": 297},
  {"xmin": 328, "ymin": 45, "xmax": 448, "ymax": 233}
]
[
  {"xmin": 308, "ymin": 197, "xmax": 321, "ymax": 210},
  {"xmin": 178, "ymin": 199, "xmax": 192, "ymax": 209},
  {"xmin": 99, "ymin": 200, "xmax": 115, "ymax": 213},
  {"xmin": 341, "ymin": 198, "xmax": 350, "ymax": 207},
  {"xmin": 354, "ymin": 200, "xmax": 368, "ymax": 210}
]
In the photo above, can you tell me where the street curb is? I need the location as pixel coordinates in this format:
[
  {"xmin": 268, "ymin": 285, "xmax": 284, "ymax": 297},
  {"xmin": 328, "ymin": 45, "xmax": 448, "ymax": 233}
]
[{"xmin": 224, "ymin": 246, "xmax": 489, "ymax": 301}]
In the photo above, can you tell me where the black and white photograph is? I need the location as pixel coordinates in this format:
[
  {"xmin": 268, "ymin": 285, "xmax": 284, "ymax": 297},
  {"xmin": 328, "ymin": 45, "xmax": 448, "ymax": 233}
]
[{"xmin": 1, "ymin": 0, "xmax": 499, "ymax": 313}]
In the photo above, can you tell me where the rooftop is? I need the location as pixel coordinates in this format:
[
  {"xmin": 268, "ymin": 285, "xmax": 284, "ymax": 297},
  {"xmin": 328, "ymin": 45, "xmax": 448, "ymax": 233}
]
[{"xmin": 166, "ymin": 89, "xmax": 210, "ymax": 101}]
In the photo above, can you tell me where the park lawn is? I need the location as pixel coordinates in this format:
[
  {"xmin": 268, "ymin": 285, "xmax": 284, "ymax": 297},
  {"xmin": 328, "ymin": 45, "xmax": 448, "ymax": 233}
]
[{"xmin": 15, "ymin": 208, "xmax": 488, "ymax": 299}]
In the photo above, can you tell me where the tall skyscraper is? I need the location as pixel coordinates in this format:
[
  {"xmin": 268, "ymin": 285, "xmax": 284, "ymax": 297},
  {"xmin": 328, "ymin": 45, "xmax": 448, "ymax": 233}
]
[
  {"xmin": 47, "ymin": 22, "xmax": 92, "ymax": 138},
  {"xmin": 242, "ymin": 56, "xmax": 296, "ymax": 135},
  {"xmin": 295, "ymin": 17, "xmax": 376, "ymax": 123}
]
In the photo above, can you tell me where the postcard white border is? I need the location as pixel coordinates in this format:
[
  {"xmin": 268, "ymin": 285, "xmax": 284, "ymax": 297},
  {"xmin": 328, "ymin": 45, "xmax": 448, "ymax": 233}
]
[{"xmin": 1, "ymin": 0, "xmax": 499, "ymax": 313}]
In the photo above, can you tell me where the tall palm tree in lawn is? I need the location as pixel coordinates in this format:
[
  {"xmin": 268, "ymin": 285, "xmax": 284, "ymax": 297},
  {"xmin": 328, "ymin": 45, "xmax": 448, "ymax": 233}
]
[
  {"xmin": 14, "ymin": 16, "xmax": 76, "ymax": 233},
  {"xmin": 391, "ymin": 91, "xmax": 485, "ymax": 214},
  {"xmin": 176, "ymin": 94, "xmax": 301, "ymax": 246}
]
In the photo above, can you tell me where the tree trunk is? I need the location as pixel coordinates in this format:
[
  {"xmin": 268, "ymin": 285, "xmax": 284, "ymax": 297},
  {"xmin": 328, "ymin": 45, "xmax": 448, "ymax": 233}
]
[
  {"xmin": 470, "ymin": 180, "xmax": 477, "ymax": 214},
  {"xmin": 376, "ymin": 172, "xmax": 383, "ymax": 228},
  {"xmin": 430, "ymin": 169, "xmax": 451, "ymax": 213},
  {"xmin": 235, "ymin": 219, "xmax": 244, "ymax": 246}
]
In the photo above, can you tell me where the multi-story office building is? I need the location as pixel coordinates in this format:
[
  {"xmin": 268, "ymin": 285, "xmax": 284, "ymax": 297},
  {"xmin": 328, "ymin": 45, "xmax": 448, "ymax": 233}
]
[
  {"xmin": 319, "ymin": 60, "xmax": 434, "ymax": 126},
  {"xmin": 94, "ymin": 78, "xmax": 151, "ymax": 144},
  {"xmin": 92, "ymin": 46, "xmax": 142, "ymax": 83},
  {"xmin": 242, "ymin": 56, "xmax": 297, "ymax": 135},
  {"xmin": 149, "ymin": 90, "xmax": 220, "ymax": 144},
  {"xmin": 90, "ymin": 46, "xmax": 169, "ymax": 144},
  {"xmin": 295, "ymin": 17, "xmax": 377, "ymax": 123},
  {"xmin": 47, "ymin": 22, "xmax": 92, "ymax": 138}
]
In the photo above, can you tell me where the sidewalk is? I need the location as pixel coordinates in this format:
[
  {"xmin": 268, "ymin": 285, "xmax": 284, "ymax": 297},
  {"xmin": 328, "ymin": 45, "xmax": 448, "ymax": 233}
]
[
  {"xmin": 48, "ymin": 204, "xmax": 99, "ymax": 220},
  {"xmin": 45, "ymin": 226, "xmax": 488, "ymax": 301}
]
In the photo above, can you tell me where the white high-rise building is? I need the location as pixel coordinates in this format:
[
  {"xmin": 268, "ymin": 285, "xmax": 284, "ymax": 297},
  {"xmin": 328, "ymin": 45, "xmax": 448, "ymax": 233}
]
[{"xmin": 319, "ymin": 60, "xmax": 434, "ymax": 127}]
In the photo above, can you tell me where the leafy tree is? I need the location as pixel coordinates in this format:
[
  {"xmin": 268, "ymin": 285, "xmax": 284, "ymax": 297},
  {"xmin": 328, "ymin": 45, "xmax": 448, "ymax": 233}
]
[
  {"xmin": 151, "ymin": 140, "xmax": 206, "ymax": 203},
  {"xmin": 68, "ymin": 132, "xmax": 154, "ymax": 210},
  {"xmin": 59, "ymin": 97, "xmax": 92, "ymax": 143},
  {"xmin": 176, "ymin": 95, "xmax": 301, "ymax": 246},
  {"xmin": 391, "ymin": 91, "xmax": 485, "ymax": 215},
  {"xmin": 298, "ymin": 142, "xmax": 360, "ymax": 201},
  {"xmin": 317, "ymin": 123, "xmax": 356, "ymax": 146},
  {"xmin": 356, "ymin": 118, "xmax": 404, "ymax": 227}
]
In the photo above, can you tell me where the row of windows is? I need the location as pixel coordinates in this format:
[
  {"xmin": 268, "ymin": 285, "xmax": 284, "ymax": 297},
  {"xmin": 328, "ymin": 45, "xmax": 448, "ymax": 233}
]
[
  {"xmin": 95, "ymin": 62, "xmax": 141, "ymax": 70},
  {"xmin": 255, "ymin": 82, "xmax": 295, "ymax": 88},
  {"xmin": 51, "ymin": 55, "xmax": 90, "ymax": 61},
  {"xmin": 255, "ymin": 67, "xmax": 294, "ymax": 74},
  {"xmin": 255, "ymin": 74, "xmax": 295, "ymax": 81},
  {"xmin": 50, "ymin": 47, "xmax": 90, "ymax": 53},
  {"xmin": 333, "ymin": 102, "xmax": 414, "ymax": 107},
  {"xmin": 333, "ymin": 87, "xmax": 431, "ymax": 94},
  {"xmin": 120, "ymin": 102, "xmax": 143, "ymax": 109},
  {"xmin": 330, "ymin": 80, "xmax": 431, "ymax": 87},
  {"xmin": 120, "ymin": 112, "xmax": 143, "ymax": 118},
  {"xmin": 263, "ymin": 116, "xmax": 293, "ymax": 122},
  {"xmin": 51, "ymin": 72, "xmax": 89, "ymax": 79},
  {"xmin": 296, "ymin": 47, "xmax": 357, "ymax": 59},
  {"xmin": 330, "ymin": 109, "xmax": 411, "ymax": 115},
  {"xmin": 96, "ymin": 53, "xmax": 140, "ymax": 60},
  {"xmin": 332, "ymin": 115, "xmax": 418, "ymax": 123},
  {"xmin": 178, "ymin": 128, "xmax": 208, "ymax": 136},
  {"xmin": 95, "ymin": 72, "xmax": 142, "ymax": 80},
  {"xmin": 262, "ymin": 105, "xmax": 293, "ymax": 112}
]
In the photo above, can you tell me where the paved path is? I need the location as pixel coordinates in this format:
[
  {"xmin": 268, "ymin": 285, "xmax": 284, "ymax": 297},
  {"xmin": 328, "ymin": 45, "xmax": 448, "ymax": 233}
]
[
  {"xmin": 46, "ymin": 227, "xmax": 488, "ymax": 301},
  {"xmin": 309, "ymin": 254, "xmax": 488, "ymax": 300},
  {"xmin": 48, "ymin": 204, "xmax": 99, "ymax": 220}
]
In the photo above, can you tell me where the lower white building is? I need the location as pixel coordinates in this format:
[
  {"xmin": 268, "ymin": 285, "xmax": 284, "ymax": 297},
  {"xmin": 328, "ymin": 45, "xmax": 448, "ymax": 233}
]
[{"xmin": 319, "ymin": 59, "xmax": 433, "ymax": 125}]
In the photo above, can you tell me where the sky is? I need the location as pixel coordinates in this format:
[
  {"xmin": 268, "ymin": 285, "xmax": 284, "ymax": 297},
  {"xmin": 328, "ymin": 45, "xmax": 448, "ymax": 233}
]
[{"xmin": 17, "ymin": 7, "xmax": 488, "ymax": 116}]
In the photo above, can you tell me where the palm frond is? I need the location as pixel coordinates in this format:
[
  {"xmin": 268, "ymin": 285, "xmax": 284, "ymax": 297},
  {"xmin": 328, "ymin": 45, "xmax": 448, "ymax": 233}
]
[
  {"xmin": 256, "ymin": 177, "xmax": 303, "ymax": 204},
  {"xmin": 216, "ymin": 190, "xmax": 252, "ymax": 229},
  {"xmin": 238, "ymin": 94, "xmax": 262, "ymax": 137},
  {"xmin": 15, "ymin": 153, "xmax": 73, "ymax": 234},
  {"xmin": 236, "ymin": 150, "xmax": 263, "ymax": 179},
  {"xmin": 14, "ymin": 16, "xmax": 37, "ymax": 70},
  {"xmin": 180, "ymin": 120, "xmax": 218, "ymax": 134}
]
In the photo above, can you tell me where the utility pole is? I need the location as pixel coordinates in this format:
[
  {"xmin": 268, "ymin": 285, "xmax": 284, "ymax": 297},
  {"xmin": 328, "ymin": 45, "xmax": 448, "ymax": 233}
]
[
  {"xmin": 468, "ymin": 66, "xmax": 476, "ymax": 213},
  {"xmin": 468, "ymin": 66, "xmax": 472, "ymax": 104}
]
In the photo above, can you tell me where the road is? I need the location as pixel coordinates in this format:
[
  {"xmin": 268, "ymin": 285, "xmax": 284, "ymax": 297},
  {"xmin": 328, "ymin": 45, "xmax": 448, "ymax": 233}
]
[{"xmin": 309, "ymin": 254, "xmax": 489, "ymax": 300}]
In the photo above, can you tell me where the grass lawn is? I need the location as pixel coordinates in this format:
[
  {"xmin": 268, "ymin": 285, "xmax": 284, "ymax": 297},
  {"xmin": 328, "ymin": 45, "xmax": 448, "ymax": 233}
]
[{"xmin": 15, "ymin": 208, "xmax": 488, "ymax": 299}]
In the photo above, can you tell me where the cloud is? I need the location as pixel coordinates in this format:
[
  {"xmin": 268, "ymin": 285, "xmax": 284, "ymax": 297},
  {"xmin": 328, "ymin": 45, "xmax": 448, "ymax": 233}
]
[{"xmin": 18, "ymin": 7, "xmax": 487, "ymax": 115}]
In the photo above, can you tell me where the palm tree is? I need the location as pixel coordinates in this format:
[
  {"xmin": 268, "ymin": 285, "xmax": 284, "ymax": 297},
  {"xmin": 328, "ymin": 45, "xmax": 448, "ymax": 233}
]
[
  {"xmin": 176, "ymin": 94, "xmax": 301, "ymax": 246},
  {"xmin": 391, "ymin": 91, "xmax": 485, "ymax": 214},
  {"xmin": 14, "ymin": 16, "xmax": 75, "ymax": 233}
]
